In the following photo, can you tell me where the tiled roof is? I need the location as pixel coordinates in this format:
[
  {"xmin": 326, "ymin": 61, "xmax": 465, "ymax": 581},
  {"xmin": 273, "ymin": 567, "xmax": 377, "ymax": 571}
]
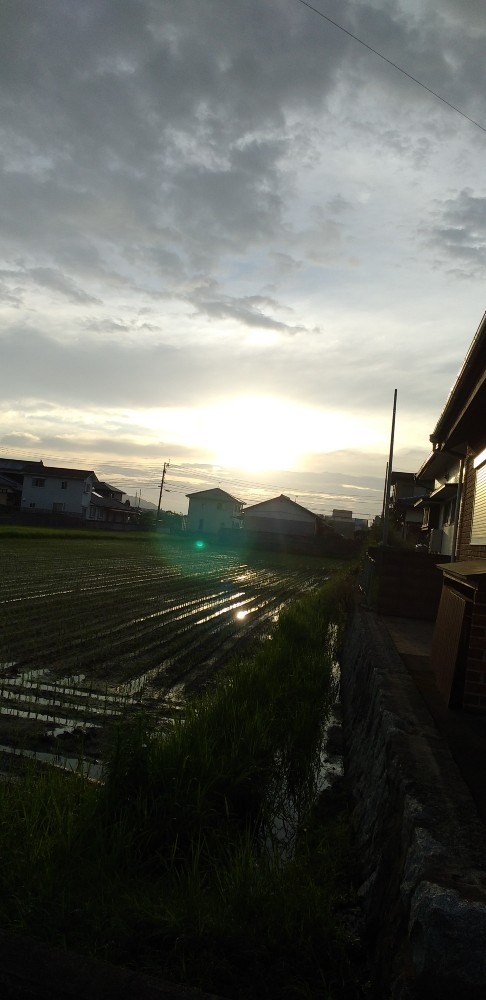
[
  {"xmin": 0, "ymin": 458, "xmax": 96, "ymax": 480},
  {"xmin": 90, "ymin": 493, "xmax": 130, "ymax": 510},
  {"xmin": 242, "ymin": 494, "xmax": 318, "ymax": 519}
]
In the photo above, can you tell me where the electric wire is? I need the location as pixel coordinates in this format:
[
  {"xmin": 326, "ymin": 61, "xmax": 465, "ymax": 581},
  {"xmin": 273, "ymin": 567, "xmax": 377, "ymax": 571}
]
[
  {"xmin": 296, "ymin": 0, "xmax": 486, "ymax": 134},
  {"xmin": 0, "ymin": 448, "xmax": 382, "ymax": 517}
]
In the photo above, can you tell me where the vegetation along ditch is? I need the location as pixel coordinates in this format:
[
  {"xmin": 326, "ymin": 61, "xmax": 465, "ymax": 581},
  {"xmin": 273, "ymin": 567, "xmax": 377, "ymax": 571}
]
[{"xmin": 0, "ymin": 530, "xmax": 368, "ymax": 998}]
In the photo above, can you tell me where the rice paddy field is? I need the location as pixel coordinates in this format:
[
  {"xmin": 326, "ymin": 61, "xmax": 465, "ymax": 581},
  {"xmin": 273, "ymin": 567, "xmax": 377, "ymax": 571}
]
[{"xmin": 0, "ymin": 528, "xmax": 341, "ymax": 768}]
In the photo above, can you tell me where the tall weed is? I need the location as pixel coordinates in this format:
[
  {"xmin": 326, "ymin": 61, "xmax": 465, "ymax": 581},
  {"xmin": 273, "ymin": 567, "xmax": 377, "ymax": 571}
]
[{"xmin": 0, "ymin": 572, "xmax": 361, "ymax": 997}]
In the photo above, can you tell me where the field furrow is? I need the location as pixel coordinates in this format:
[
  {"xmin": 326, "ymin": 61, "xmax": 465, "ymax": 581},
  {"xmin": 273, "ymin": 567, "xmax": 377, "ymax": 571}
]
[{"xmin": 0, "ymin": 533, "xmax": 338, "ymax": 762}]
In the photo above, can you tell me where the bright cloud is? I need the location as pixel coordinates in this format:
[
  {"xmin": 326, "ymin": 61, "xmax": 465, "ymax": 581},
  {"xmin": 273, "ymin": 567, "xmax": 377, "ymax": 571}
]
[{"xmin": 0, "ymin": 0, "xmax": 485, "ymax": 518}]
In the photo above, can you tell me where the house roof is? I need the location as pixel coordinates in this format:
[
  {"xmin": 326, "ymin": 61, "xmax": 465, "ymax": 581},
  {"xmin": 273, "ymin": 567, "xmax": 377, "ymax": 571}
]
[
  {"xmin": 414, "ymin": 483, "xmax": 457, "ymax": 508},
  {"xmin": 416, "ymin": 447, "xmax": 459, "ymax": 483},
  {"xmin": 186, "ymin": 488, "xmax": 242, "ymax": 504},
  {"xmin": 390, "ymin": 471, "xmax": 416, "ymax": 484},
  {"xmin": 242, "ymin": 494, "xmax": 319, "ymax": 520},
  {"xmin": 42, "ymin": 467, "xmax": 96, "ymax": 480},
  {"xmin": 90, "ymin": 493, "xmax": 130, "ymax": 511},
  {"xmin": 0, "ymin": 458, "xmax": 45, "ymax": 473},
  {"xmin": 430, "ymin": 310, "xmax": 486, "ymax": 452},
  {"xmin": 0, "ymin": 458, "xmax": 97, "ymax": 481},
  {"xmin": 96, "ymin": 481, "xmax": 123, "ymax": 493}
]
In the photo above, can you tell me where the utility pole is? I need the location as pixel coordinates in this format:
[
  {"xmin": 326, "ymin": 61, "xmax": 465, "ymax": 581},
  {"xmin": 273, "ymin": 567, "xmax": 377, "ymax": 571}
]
[
  {"xmin": 382, "ymin": 390, "xmax": 397, "ymax": 546},
  {"xmin": 381, "ymin": 461, "xmax": 388, "ymax": 522},
  {"xmin": 156, "ymin": 461, "xmax": 170, "ymax": 524}
]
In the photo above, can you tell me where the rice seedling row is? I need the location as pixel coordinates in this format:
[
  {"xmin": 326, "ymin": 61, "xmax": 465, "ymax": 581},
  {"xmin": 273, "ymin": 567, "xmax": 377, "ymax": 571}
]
[{"xmin": 0, "ymin": 533, "xmax": 338, "ymax": 762}]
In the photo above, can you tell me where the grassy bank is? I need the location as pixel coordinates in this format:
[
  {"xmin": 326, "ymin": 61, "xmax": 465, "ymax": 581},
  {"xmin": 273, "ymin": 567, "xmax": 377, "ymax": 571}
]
[{"xmin": 0, "ymin": 573, "xmax": 362, "ymax": 999}]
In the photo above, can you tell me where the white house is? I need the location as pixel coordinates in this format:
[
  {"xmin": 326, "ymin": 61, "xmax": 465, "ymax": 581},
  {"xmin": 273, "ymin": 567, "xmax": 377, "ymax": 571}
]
[
  {"xmin": 242, "ymin": 494, "xmax": 320, "ymax": 537},
  {"xmin": 20, "ymin": 463, "xmax": 97, "ymax": 516},
  {"xmin": 186, "ymin": 488, "xmax": 243, "ymax": 534}
]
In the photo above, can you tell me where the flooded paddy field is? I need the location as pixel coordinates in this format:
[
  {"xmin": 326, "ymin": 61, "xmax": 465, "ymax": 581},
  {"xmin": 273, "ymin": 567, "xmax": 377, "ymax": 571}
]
[{"xmin": 0, "ymin": 532, "xmax": 338, "ymax": 772}]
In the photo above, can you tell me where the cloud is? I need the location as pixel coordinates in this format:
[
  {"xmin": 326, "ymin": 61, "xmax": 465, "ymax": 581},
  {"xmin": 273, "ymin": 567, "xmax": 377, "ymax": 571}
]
[
  {"xmin": 1, "ymin": 0, "xmax": 485, "ymax": 505},
  {"xmin": 29, "ymin": 266, "xmax": 101, "ymax": 304},
  {"xmin": 426, "ymin": 188, "xmax": 486, "ymax": 276},
  {"xmin": 188, "ymin": 285, "xmax": 306, "ymax": 335},
  {"xmin": 0, "ymin": 432, "xmax": 40, "ymax": 448}
]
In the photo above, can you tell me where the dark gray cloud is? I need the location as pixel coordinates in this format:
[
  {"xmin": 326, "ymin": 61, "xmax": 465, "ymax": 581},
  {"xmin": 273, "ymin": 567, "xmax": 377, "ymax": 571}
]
[{"xmin": 426, "ymin": 189, "xmax": 486, "ymax": 276}]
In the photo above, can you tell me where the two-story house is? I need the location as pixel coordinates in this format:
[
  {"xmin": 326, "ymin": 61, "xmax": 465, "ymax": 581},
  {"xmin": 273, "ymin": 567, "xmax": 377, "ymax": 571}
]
[
  {"xmin": 20, "ymin": 464, "xmax": 97, "ymax": 516},
  {"xmin": 186, "ymin": 488, "xmax": 243, "ymax": 534}
]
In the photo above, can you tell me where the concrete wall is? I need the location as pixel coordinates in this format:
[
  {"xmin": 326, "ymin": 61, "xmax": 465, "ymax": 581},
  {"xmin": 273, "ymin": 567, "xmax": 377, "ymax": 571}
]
[
  {"xmin": 341, "ymin": 609, "xmax": 486, "ymax": 999},
  {"xmin": 363, "ymin": 548, "xmax": 446, "ymax": 620}
]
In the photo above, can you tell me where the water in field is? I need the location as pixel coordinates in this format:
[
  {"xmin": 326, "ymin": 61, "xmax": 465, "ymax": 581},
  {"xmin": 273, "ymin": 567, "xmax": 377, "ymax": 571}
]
[
  {"xmin": 0, "ymin": 536, "xmax": 338, "ymax": 773},
  {"xmin": 0, "ymin": 742, "xmax": 104, "ymax": 780}
]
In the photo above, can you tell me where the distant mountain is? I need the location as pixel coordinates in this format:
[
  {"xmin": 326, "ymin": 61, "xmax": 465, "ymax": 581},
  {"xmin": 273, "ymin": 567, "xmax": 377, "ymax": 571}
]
[{"xmin": 125, "ymin": 495, "xmax": 157, "ymax": 510}]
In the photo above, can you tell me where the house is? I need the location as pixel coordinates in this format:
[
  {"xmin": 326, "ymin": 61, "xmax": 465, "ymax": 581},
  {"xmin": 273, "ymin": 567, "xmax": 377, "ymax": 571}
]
[
  {"xmin": 186, "ymin": 488, "xmax": 243, "ymax": 534},
  {"xmin": 0, "ymin": 458, "xmax": 97, "ymax": 517},
  {"xmin": 0, "ymin": 457, "xmax": 132, "ymax": 524},
  {"xmin": 414, "ymin": 453, "xmax": 460, "ymax": 556},
  {"xmin": 388, "ymin": 471, "xmax": 431, "ymax": 546},
  {"xmin": 242, "ymin": 494, "xmax": 321, "ymax": 537},
  {"xmin": 323, "ymin": 508, "xmax": 369, "ymax": 539},
  {"xmin": 0, "ymin": 471, "xmax": 22, "ymax": 509},
  {"xmin": 88, "ymin": 492, "xmax": 132, "ymax": 524},
  {"xmin": 94, "ymin": 481, "xmax": 125, "ymax": 503},
  {"xmin": 414, "ymin": 310, "xmax": 486, "ymax": 711},
  {"xmin": 21, "ymin": 465, "xmax": 97, "ymax": 517},
  {"xmin": 0, "ymin": 458, "xmax": 46, "ymax": 509}
]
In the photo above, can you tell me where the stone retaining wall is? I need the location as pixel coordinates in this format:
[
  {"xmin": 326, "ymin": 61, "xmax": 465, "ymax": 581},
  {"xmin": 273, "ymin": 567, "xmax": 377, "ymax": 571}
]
[{"xmin": 341, "ymin": 608, "xmax": 486, "ymax": 999}]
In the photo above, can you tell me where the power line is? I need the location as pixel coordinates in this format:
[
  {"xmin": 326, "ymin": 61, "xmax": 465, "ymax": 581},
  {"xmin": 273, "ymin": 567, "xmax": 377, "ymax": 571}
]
[
  {"xmin": 0, "ymin": 445, "xmax": 381, "ymax": 516},
  {"xmin": 296, "ymin": 0, "xmax": 486, "ymax": 134}
]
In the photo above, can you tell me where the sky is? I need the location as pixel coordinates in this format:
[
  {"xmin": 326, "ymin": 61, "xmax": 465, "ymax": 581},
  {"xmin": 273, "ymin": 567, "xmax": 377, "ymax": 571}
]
[{"xmin": 1, "ymin": 0, "xmax": 486, "ymax": 518}]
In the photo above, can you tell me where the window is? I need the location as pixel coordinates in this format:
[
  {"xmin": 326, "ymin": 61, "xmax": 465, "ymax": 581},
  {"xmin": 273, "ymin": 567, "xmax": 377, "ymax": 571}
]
[
  {"xmin": 61, "ymin": 481, "xmax": 68, "ymax": 490},
  {"xmin": 33, "ymin": 478, "xmax": 45, "ymax": 488},
  {"xmin": 471, "ymin": 449, "xmax": 486, "ymax": 545},
  {"xmin": 52, "ymin": 502, "xmax": 65, "ymax": 513},
  {"xmin": 29, "ymin": 502, "xmax": 36, "ymax": 508}
]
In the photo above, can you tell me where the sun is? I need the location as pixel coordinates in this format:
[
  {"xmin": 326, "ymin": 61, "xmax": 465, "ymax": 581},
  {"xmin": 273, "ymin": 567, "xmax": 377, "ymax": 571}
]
[
  {"xmin": 204, "ymin": 396, "xmax": 303, "ymax": 472},
  {"xmin": 196, "ymin": 395, "xmax": 387, "ymax": 473},
  {"xmin": 134, "ymin": 396, "xmax": 386, "ymax": 474}
]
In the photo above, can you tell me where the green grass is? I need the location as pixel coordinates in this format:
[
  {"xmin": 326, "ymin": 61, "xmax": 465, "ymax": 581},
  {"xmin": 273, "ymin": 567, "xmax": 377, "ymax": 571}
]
[
  {"xmin": 0, "ymin": 572, "xmax": 362, "ymax": 998},
  {"xmin": 0, "ymin": 524, "xmax": 155, "ymax": 541}
]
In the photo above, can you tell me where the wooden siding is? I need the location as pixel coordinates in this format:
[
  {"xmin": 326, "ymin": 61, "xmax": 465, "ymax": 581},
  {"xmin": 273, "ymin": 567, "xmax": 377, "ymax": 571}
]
[
  {"xmin": 471, "ymin": 459, "xmax": 486, "ymax": 546},
  {"xmin": 457, "ymin": 451, "xmax": 486, "ymax": 561}
]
